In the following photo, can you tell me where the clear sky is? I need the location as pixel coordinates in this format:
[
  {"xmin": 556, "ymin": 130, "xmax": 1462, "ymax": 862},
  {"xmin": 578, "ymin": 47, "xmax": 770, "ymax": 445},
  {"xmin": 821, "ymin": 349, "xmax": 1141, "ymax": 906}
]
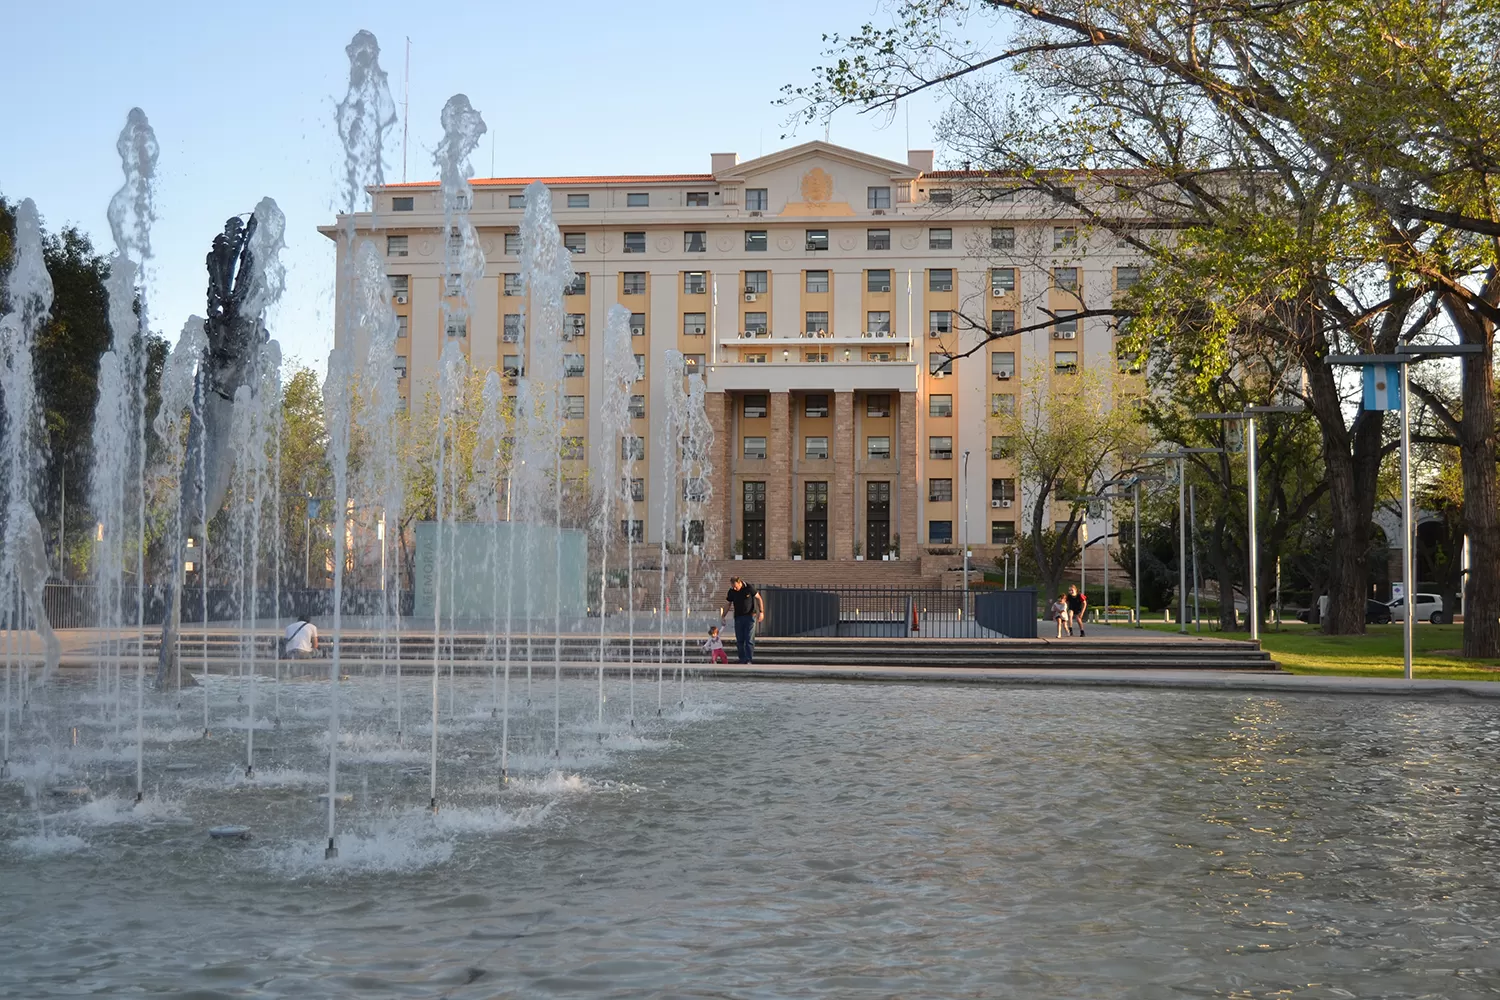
[{"xmin": 1, "ymin": 0, "xmax": 947, "ymax": 373}]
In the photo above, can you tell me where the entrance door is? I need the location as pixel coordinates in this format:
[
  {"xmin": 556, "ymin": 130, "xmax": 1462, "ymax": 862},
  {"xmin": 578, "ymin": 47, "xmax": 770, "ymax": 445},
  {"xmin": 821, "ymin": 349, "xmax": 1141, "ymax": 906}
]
[
  {"xmin": 866, "ymin": 481, "xmax": 891, "ymax": 558},
  {"xmin": 742, "ymin": 481, "xmax": 767, "ymax": 559},
  {"xmin": 804, "ymin": 481, "xmax": 829, "ymax": 560}
]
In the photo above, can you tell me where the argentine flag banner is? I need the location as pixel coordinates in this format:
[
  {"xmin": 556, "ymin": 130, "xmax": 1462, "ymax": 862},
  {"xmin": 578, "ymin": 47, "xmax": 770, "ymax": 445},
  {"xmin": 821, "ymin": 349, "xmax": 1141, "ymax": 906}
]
[{"xmin": 1363, "ymin": 363, "xmax": 1402, "ymax": 411}]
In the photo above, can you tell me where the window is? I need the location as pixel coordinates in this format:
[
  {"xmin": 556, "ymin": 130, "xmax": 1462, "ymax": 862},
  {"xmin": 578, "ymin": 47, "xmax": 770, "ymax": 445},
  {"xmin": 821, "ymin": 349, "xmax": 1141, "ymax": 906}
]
[
  {"xmin": 867, "ymin": 311, "xmax": 891, "ymax": 336},
  {"xmin": 991, "ymin": 478, "xmax": 1017, "ymax": 502},
  {"xmin": 929, "ymin": 394, "xmax": 953, "ymax": 418},
  {"xmin": 563, "ymin": 395, "xmax": 585, "ymax": 420},
  {"xmin": 629, "ymin": 313, "xmax": 646, "ymax": 337},
  {"xmin": 805, "ymin": 436, "xmax": 829, "ymax": 460},
  {"xmin": 502, "ymin": 273, "xmax": 522, "ymax": 296},
  {"xmin": 868, "ymin": 269, "xmax": 892, "ymax": 293},
  {"xmin": 620, "ymin": 519, "xmax": 644, "ymax": 542},
  {"xmin": 564, "ymin": 354, "xmax": 585, "ymax": 378},
  {"xmin": 565, "ymin": 313, "xmax": 586, "ymax": 338},
  {"xmin": 928, "ymin": 520, "xmax": 954, "ymax": 543},
  {"xmin": 1054, "ymin": 225, "xmax": 1077, "ymax": 249},
  {"xmin": 508, "ymin": 194, "xmax": 526, "ymax": 209},
  {"xmin": 392, "ymin": 196, "xmax": 413, "ymax": 212},
  {"xmin": 991, "ymin": 394, "xmax": 1015, "ymax": 417},
  {"xmin": 867, "ymin": 394, "xmax": 891, "ymax": 418},
  {"xmin": 1116, "ymin": 266, "xmax": 1140, "ymax": 290},
  {"xmin": 622, "ymin": 435, "xmax": 646, "ymax": 460},
  {"xmin": 444, "ymin": 273, "xmax": 463, "ymax": 297},
  {"xmin": 684, "ymin": 271, "xmax": 708, "ymax": 294},
  {"xmin": 1055, "ymin": 310, "xmax": 1079, "ymax": 335},
  {"xmin": 627, "ymin": 192, "xmax": 649, "ymax": 207},
  {"xmin": 867, "ymin": 228, "xmax": 891, "ymax": 250},
  {"xmin": 686, "ymin": 191, "xmax": 710, "ymax": 207},
  {"xmin": 685, "ymin": 231, "xmax": 707, "ymax": 253},
  {"xmin": 991, "ymin": 267, "xmax": 1016, "ymax": 295},
  {"xmin": 503, "ymin": 355, "xmax": 523, "ymax": 378},
  {"xmin": 804, "ymin": 350, "xmax": 830, "ymax": 363},
  {"xmin": 561, "ymin": 436, "xmax": 585, "ymax": 460},
  {"xmin": 389, "ymin": 274, "xmax": 409, "ymax": 295},
  {"xmin": 683, "ymin": 312, "xmax": 706, "ymax": 335},
  {"xmin": 623, "ymin": 231, "xmax": 646, "ymax": 253},
  {"xmin": 990, "ymin": 436, "xmax": 1015, "ymax": 460},
  {"xmin": 1054, "ymin": 266, "xmax": 1078, "ymax": 291},
  {"xmin": 504, "ymin": 232, "xmax": 522, "ymax": 255},
  {"xmin": 627, "ymin": 477, "xmax": 645, "ymax": 501},
  {"xmin": 563, "ymin": 233, "xmax": 586, "ymax": 254},
  {"xmin": 930, "ymin": 352, "xmax": 953, "ymax": 376},
  {"xmin": 991, "ymin": 520, "xmax": 1016, "ymax": 544},
  {"xmin": 744, "ymin": 312, "xmax": 768, "ymax": 334},
  {"xmin": 564, "ymin": 274, "xmax": 587, "ymax": 296},
  {"xmin": 805, "ymin": 394, "xmax": 829, "ymax": 418},
  {"xmin": 684, "ymin": 353, "xmax": 705, "ymax": 375},
  {"xmin": 743, "ymin": 436, "xmax": 768, "ymax": 460},
  {"xmin": 745, "ymin": 230, "xmax": 768, "ymax": 252},
  {"xmin": 806, "ymin": 270, "xmax": 829, "ymax": 294},
  {"xmin": 867, "ymin": 435, "xmax": 891, "ymax": 459},
  {"xmin": 991, "ymin": 352, "xmax": 1016, "ymax": 379},
  {"xmin": 929, "ymin": 311, "xmax": 953, "ymax": 335},
  {"xmin": 929, "ymin": 228, "xmax": 953, "ymax": 250},
  {"xmin": 1118, "ymin": 348, "xmax": 1143, "ymax": 374},
  {"xmin": 929, "ymin": 269, "xmax": 953, "ymax": 292},
  {"xmin": 746, "ymin": 188, "xmax": 768, "ymax": 211},
  {"xmin": 502, "ymin": 314, "xmax": 522, "ymax": 342},
  {"xmin": 1056, "ymin": 185, "xmax": 1077, "ymax": 202},
  {"xmin": 805, "ymin": 229, "xmax": 829, "ymax": 251},
  {"xmin": 567, "ymin": 193, "xmax": 589, "ymax": 208},
  {"xmin": 396, "ymin": 315, "xmax": 408, "ymax": 338},
  {"xmin": 622, "ymin": 272, "xmax": 646, "ymax": 295},
  {"xmin": 991, "ymin": 226, "xmax": 1015, "ymax": 249},
  {"xmin": 929, "ymin": 478, "xmax": 953, "ymax": 502},
  {"xmin": 634, "ymin": 354, "xmax": 645, "ymax": 380},
  {"xmin": 985, "ymin": 186, "xmax": 1017, "ymax": 202},
  {"xmin": 744, "ymin": 352, "xmax": 767, "ymax": 363},
  {"xmin": 394, "ymin": 355, "xmax": 407, "ymax": 379},
  {"xmin": 929, "ymin": 189, "xmax": 954, "ymax": 205},
  {"xmin": 386, "ymin": 235, "xmax": 408, "ymax": 257},
  {"xmin": 991, "ymin": 309, "xmax": 1016, "ymax": 333},
  {"xmin": 929, "ymin": 436, "xmax": 954, "ymax": 460},
  {"xmin": 868, "ymin": 186, "xmax": 891, "ymax": 209},
  {"xmin": 628, "ymin": 395, "xmax": 645, "ymax": 419},
  {"xmin": 743, "ymin": 394, "xmax": 768, "ymax": 419},
  {"xmin": 1054, "ymin": 351, "xmax": 1080, "ymax": 374},
  {"xmin": 447, "ymin": 228, "xmax": 464, "ymax": 254},
  {"xmin": 805, "ymin": 311, "xmax": 829, "ymax": 335},
  {"xmin": 444, "ymin": 316, "xmax": 466, "ymax": 338}
]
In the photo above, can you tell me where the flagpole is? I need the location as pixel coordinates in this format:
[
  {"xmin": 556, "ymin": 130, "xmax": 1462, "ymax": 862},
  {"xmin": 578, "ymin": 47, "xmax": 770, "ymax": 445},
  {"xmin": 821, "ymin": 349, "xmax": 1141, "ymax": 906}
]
[{"xmin": 1399, "ymin": 360, "xmax": 1413, "ymax": 680}]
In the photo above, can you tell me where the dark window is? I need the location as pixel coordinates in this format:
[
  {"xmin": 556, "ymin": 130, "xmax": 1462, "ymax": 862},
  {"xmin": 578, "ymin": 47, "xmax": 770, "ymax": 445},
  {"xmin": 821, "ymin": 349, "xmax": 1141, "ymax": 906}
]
[
  {"xmin": 745, "ymin": 230, "xmax": 768, "ymax": 252},
  {"xmin": 627, "ymin": 192, "xmax": 649, "ymax": 207},
  {"xmin": 685, "ymin": 231, "xmax": 707, "ymax": 253},
  {"xmin": 868, "ymin": 269, "xmax": 892, "ymax": 292},
  {"xmin": 563, "ymin": 233, "xmax": 586, "ymax": 254},
  {"xmin": 805, "ymin": 229, "xmax": 829, "ymax": 251},
  {"xmin": 392, "ymin": 196, "xmax": 414, "ymax": 212},
  {"xmin": 805, "ymin": 394, "xmax": 829, "ymax": 418},
  {"xmin": 743, "ymin": 394, "xmax": 768, "ymax": 419},
  {"xmin": 867, "ymin": 228, "xmax": 891, "ymax": 250},
  {"xmin": 686, "ymin": 191, "xmax": 710, "ymax": 207},
  {"xmin": 746, "ymin": 188, "xmax": 769, "ymax": 211},
  {"xmin": 928, "ymin": 520, "xmax": 954, "ymax": 543},
  {"xmin": 623, "ymin": 231, "xmax": 646, "ymax": 253}
]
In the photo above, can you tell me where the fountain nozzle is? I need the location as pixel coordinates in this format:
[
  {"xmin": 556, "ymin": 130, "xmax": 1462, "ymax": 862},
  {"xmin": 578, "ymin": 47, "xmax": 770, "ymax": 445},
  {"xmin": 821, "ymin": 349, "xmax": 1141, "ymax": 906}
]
[{"xmin": 324, "ymin": 838, "xmax": 338, "ymax": 860}]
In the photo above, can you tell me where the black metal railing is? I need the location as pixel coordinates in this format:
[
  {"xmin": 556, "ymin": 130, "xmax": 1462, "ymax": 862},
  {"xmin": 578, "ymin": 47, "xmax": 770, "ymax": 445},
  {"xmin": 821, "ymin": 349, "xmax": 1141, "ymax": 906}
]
[{"xmin": 759, "ymin": 586, "xmax": 1039, "ymax": 639}]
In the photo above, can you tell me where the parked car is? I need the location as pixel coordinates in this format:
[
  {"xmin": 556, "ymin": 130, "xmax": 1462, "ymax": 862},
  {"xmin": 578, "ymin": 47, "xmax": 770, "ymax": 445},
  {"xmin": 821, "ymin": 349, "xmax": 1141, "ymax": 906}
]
[
  {"xmin": 1387, "ymin": 593, "xmax": 1447, "ymax": 625},
  {"xmin": 1298, "ymin": 598, "xmax": 1398, "ymax": 625}
]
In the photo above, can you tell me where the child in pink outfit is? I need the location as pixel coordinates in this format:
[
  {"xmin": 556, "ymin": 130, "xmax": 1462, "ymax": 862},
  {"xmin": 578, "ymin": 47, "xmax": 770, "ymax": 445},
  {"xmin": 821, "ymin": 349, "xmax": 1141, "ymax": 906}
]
[{"xmin": 702, "ymin": 626, "xmax": 729, "ymax": 663}]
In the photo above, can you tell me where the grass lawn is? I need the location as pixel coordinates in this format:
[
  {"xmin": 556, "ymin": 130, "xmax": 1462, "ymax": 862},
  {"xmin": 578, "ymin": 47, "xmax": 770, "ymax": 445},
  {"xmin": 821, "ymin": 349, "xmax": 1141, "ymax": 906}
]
[{"xmin": 1140, "ymin": 621, "xmax": 1500, "ymax": 681}]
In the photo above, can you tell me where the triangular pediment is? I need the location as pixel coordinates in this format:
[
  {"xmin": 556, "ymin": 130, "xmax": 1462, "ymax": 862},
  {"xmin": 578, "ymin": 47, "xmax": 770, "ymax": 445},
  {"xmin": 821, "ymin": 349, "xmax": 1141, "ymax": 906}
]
[{"xmin": 714, "ymin": 141, "xmax": 920, "ymax": 182}]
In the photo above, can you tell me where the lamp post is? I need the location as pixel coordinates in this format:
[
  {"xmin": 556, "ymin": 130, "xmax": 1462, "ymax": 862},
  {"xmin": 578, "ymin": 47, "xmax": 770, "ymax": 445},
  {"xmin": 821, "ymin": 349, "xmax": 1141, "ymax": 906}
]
[
  {"xmin": 962, "ymin": 450, "xmax": 971, "ymax": 620},
  {"xmin": 1195, "ymin": 407, "xmax": 1303, "ymax": 641},
  {"xmin": 1143, "ymin": 448, "xmax": 1226, "ymax": 634},
  {"xmin": 1087, "ymin": 482, "xmax": 1135, "ymax": 625},
  {"xmin": 1325, "ymin": 343, "xmax": 1479, "ymax": 679}
]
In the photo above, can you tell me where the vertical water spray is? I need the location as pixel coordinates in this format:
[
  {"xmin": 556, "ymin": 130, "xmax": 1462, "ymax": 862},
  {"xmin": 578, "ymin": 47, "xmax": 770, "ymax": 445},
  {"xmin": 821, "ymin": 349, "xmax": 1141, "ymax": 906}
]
[
  {"xmin": 517, "ymin": 180, "xmax": 573, "ymax": 756},
  {"xmin": 656, "ymin": 350, "xmax": 687, "ymax": 714},
  {"xmin": 471, "ymin": 373, "xmax": 505, "ymax": 716},
  {"xmin": 680, "ymin": 374, "xmax": 713, "ymax": 706},
  {"xmin": 596, "ymin": 306, "xmax": 637, "ymax": 724},
  {"xmin": 322, "ymin": 347, "xmax": 352, "ymax": 856}
]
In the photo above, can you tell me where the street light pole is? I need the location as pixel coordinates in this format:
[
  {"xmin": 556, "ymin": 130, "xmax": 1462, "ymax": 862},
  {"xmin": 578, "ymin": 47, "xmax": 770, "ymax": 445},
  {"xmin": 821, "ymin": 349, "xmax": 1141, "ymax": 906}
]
[
  {"xmin": 1189, "ymin": 484, "xmax": 1200, "ymax": 631},
  {"xmin": 1132, "ymin": 478, "xmax": 1141, "ymax": 627},
  {"xmin": 1245, "ymin": 414, "xmax": 1259, "ymax": 639},
  {"xmin": 962, "ymin": 450, "xmax": 970, "ymax": 619}
]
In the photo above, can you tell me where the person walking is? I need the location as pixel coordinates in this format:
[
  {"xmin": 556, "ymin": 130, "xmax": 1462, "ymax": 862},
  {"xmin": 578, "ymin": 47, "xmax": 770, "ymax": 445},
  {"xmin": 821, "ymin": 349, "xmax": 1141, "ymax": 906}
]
[
  {"xmin": 1066, "ymin": 585, "xmax": 1086, "ymax": 637},
  {"xmin": 719, "ymin": 577, "xmax": 764, "ymax": 663}
]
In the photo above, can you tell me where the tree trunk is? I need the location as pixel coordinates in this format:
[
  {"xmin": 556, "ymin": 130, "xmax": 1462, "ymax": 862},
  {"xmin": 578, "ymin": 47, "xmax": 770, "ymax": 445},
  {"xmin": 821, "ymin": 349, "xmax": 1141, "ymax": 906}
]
[
  {"xmin": 1208, "ymin": 514, "xmax": 1237, "ymax": 631},
  {"xmin": 1455, "ymin": 306, "xmax": 1500, "ymax": 657},
  {"xmin": 1304, "ymin": 352, "xmax": 1377, "ymax": 635}
]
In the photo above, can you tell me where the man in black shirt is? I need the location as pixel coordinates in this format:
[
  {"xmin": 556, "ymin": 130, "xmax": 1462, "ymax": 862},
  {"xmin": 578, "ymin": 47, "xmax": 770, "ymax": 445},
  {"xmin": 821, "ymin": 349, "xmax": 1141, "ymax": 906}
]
[{"xmin": 719, "ymin": 577, "xmax": 764, "ymax": 663}]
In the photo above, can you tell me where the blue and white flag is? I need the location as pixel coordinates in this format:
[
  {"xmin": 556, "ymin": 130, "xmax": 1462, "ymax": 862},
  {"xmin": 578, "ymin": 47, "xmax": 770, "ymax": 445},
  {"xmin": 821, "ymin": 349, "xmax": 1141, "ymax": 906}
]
[{"xmin": 1363, "ymin": 363, "xmax": 1402, "ymax": 411}]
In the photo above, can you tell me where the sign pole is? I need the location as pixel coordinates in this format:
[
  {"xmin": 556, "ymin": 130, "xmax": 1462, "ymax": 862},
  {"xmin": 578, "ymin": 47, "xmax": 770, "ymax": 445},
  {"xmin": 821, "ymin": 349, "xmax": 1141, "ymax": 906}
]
[{"xmin": 1399, "ymin": 361, "xmax": 1414, "ymax": 680}]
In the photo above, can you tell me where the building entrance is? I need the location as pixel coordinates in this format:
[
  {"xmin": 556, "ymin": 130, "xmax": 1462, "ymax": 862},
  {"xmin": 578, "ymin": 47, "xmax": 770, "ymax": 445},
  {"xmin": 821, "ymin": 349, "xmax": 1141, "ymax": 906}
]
[
  {"xmin": 742, "ymin": 481, "xmax": 766, "ymax": 559},
  {"xmin": 804, "ymin": 481, "xmax": 829, "ymax": 560},
  {"xmin": 866, "ymin": 481, "xmax": 891, "ymax": 559}
]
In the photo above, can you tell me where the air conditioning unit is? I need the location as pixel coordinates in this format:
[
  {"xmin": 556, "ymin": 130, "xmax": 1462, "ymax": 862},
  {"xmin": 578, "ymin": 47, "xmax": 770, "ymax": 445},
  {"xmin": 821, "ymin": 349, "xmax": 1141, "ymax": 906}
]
[
  {"xmin": 1053, "ymin": 330, "xmax": 1077, "ymax": 340},
  {"xmin": 689, "ymin": 326, "xmax": 705, "ymax": 335},
  {"xmin": 395, "ymin": 292, "xmax": 408, "ymax": 304},
  {"xmin": 995, "ymin": 370, "xmax": 1013, "ymax": 380},
  {"xmin": 872, "ymin": 209, "xmax": 886, "ymax": 215},
  {"xmin": 1002, "ymin": 499, "xmax": 1012, "ymax": 508},
  {"xmin": 932, "ymin": 371, "xmax": 947, "ymax": 379},
  {"xmin": 806, "ymin": 242, "xmax": 824, "ymax": 251},
  {"xmin": 744, "ymin": 292, "xmax": 758, "ymax": 302},
  {"xmin": 749, "ymin": 210, "xmax": 763, "ymax": 217},
  {"xmin": 876, "ymin": 284, "xmax": 891, "ymax": 292},
  {"xmin": 929, "ymin": 330, "xmax": 942, "ymax": 338},
  {"xmin": 991, "ymin": 499, "xmax": 1003, "ymax": 509}
]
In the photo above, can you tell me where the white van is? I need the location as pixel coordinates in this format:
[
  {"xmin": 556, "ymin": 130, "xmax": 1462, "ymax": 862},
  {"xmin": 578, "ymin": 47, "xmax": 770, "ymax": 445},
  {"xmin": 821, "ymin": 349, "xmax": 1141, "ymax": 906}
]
[{"xmin": 1387, "ymin": 593, "xmax": 1448, "ymax": 625}]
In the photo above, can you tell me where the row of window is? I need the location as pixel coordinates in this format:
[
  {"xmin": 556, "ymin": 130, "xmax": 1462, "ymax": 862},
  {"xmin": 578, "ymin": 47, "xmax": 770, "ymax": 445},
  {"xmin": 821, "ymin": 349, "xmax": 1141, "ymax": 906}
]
[
  {"xmin": 393, "ymin": 187, "xmax": 905, "ymax": 215},
  {"xmin": 925, "ymin": 520, "xmax": 1024, "ymax": 545},
  {"xmin": 926, "ymin": 478, "xmax": 1018, "ymax": 503},
  {"xmin": 732, "ymin": 435, "xmax": 1022, "ymax": 462}
]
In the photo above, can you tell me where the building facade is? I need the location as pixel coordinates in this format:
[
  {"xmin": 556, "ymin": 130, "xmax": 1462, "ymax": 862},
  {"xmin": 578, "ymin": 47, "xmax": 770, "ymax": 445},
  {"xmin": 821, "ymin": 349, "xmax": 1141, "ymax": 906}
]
[{"xmin": 324, "ymin": 141, "xmax": 1146, "ymax": 567}]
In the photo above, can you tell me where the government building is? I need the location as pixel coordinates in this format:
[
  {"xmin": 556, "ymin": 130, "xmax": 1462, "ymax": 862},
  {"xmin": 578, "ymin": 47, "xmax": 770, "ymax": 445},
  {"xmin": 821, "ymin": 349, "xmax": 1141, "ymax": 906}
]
[{"xmin": 325, "ymin": 141, "xmax": 1145, "ymax": 580}]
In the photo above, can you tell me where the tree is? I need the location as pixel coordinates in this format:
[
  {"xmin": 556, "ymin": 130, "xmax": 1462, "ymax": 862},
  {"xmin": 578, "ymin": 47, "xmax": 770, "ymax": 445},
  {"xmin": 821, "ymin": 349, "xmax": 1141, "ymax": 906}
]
[{"xmin": 996, "ymin": 368, "xmax": 1147, "ymax": 599}]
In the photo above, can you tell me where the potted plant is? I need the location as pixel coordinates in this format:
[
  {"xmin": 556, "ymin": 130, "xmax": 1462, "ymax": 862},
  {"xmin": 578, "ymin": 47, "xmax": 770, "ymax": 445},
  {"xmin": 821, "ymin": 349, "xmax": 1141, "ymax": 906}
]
[
  {"xmin": 733, "ymin": 538, "xmax": 744, "ymax": 560},
  {"xmin": 892, "ymin": 533, "xmax": 902, "ymax": 559},
  {"xmin": 790, "ymin": 539, "xmax": 803, "ymax": 561},
  {"xmin": 853, "ymin": 539, "xmax": 863, "ymax": 561}
]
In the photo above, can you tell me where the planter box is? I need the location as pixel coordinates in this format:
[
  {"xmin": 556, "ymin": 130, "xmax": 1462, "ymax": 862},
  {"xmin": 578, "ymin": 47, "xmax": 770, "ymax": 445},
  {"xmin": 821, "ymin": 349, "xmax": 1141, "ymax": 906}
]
[
  {"xmin": 854, "ymin": 555, "xmax": 864, "ymax": 561},
  {"xmin": 734, "ymin": 554, "xmax": 743, "ymax": 560},
  {"xmin": 792, "ymin": 555, "xmax": 802, "ymax": 561}
]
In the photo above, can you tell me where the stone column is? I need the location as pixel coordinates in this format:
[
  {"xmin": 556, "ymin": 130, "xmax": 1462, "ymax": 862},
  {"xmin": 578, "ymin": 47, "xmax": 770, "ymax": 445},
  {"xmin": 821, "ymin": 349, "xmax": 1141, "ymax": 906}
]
[
  {"xmin": 768, "ymin": 391, "xmax": 791, "ymax": 560},
  {"xmin": 833, "ymin": 390, "xmax": 855, "ymax": 561},
  {"xmin": 705, "ymin": 391, "xmax": 731, "ymax": 559},
  {"xmin": 898, "ymin": 390, "xmax": 919, "ymax": 557}
]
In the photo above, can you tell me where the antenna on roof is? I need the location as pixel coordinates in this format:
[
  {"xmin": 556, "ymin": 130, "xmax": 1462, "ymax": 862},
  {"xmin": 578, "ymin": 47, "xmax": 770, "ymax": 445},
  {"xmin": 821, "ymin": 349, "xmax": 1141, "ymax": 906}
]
[{"xmin": 401, "ymin": 36, "xmax": 410, "ymax": 184}]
